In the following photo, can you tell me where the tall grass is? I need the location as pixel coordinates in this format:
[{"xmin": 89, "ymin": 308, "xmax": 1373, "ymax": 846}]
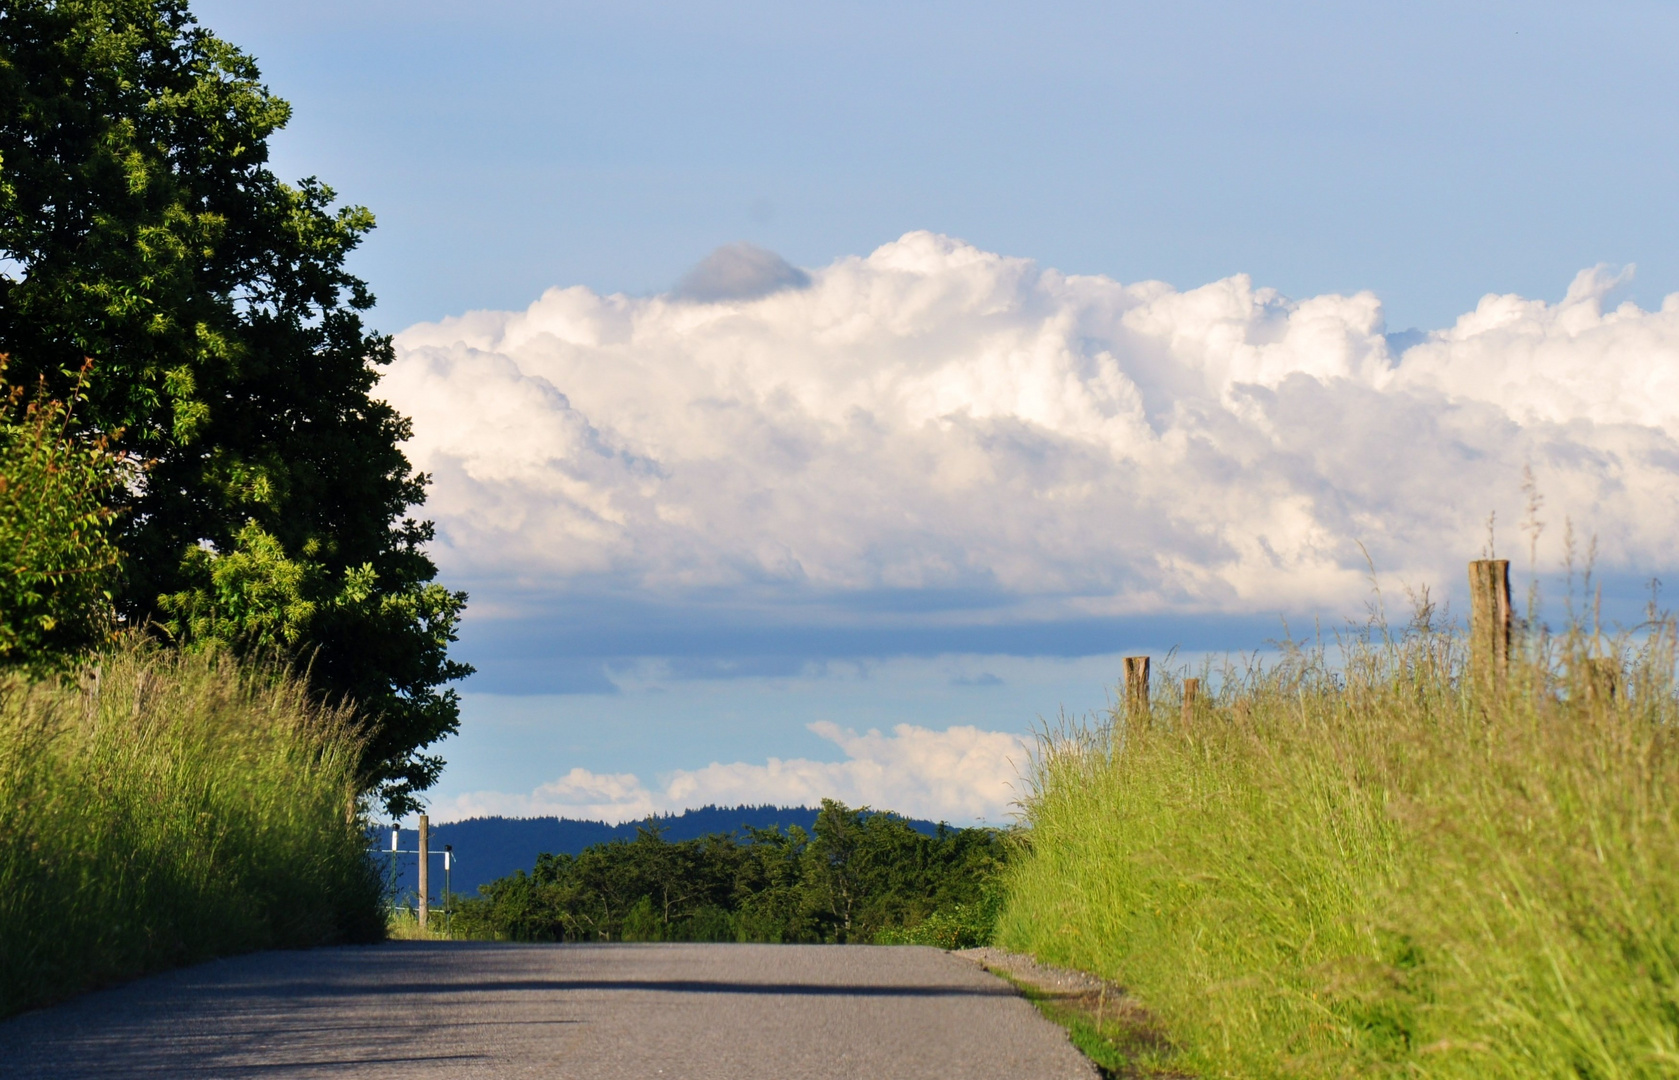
[
  {"xmin": 998, "ymin": 608, "xmax": 1679, "ymax": 1078},
  {"xmin": 0, "ymin": 646, "xmax": 385, "ymax": 1017}
]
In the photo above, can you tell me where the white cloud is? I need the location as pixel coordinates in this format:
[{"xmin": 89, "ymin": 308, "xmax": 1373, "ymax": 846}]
[
  {"xmin": 661, "ymin": 722, "xmax": 1026, "ymax": 824},
  {"xmin": 432, "ymin": 721, "xmax": 1029, "ymax": 825},
  {"xmin": 385, "ymin": 233, "xmax": 1679, "ymax": 621},
  {"xmin": 434, "ymin": 766, "xmax": 658, "ymax": 823}
]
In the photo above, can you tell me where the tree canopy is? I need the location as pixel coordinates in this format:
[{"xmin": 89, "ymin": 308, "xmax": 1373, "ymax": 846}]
[{"xmin": 0, "ymin": 0, "xmax": 470, "ymax": 813}]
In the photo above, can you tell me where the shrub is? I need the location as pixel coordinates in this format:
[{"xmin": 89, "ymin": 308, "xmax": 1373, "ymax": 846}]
[{"xmin": 0, "ymin": 359, "xmax": 131, "ymax": 667}]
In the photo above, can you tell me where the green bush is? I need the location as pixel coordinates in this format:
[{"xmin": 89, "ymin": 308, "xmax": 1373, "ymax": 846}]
[
  {"xmin": 874, "ymin": 893, "xmax": 1002, "ymax": 950},
  {"xmin": 0, "ymin": 646, "xmax": 385, "ymax": 1017},
  {"xmin": 0, "ymin": 360, "xmax": 131, "ymax": 667},
  {"xmin": 997, "ymin": 614, "xmax": 1679, "ymax": 1078}
]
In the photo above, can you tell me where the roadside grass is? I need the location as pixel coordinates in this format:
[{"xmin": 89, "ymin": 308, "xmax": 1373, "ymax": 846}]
[
  {"xmin": 997, "ymin": 606, "xmax": 1679, "ymax": 1078},
  {"xmin": 0, "ymin": 646, "xmax": 385, "ymax": 1017},
  {"xmin": 386, "ymin": 905, "xmax": 476, "ymax": 940}
]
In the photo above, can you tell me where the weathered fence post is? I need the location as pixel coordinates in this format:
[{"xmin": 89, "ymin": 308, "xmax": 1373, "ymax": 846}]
[
  {"xmin": 1585, "ymin": 658, "xmax": 1618, "ymax": 703},
  {"xmin": 1468, "ymin": 559, "xmax": 1512, "ymax": 692},
  {"xmin": 417, "ymin": 814, "xmax": 430, "ymax": 932},
  {"xmin": 1125, "ymin": 656, "xmax": 1150, "ymax": 720},
  {"xmin": 1182, "ymin": 677, "xmax": 1200, "ymax": 729}
]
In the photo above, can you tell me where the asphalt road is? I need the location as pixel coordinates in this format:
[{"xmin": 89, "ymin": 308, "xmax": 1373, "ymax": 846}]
[{"xmin": 0, "ymin": 942, "xmax": 1099, "ymax": 1079}]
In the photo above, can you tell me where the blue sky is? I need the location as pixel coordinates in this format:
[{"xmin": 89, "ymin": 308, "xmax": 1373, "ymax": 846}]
[
  {"xmin": 191, "ymin": 0, "xmax": 1679, "ymax": 823},
  {"xmin": 199, "ymin": 0, "xmax": 1677, "ymax": 334}
]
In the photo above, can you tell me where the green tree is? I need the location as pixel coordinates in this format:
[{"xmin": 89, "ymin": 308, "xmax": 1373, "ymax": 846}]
[
  {"xmin": 802, "ymin": 799, "xmax": 960, "ymax": 941},
  {"xmin": 0, "ymin": 0, "xmax": 469, "ymax": 812}
]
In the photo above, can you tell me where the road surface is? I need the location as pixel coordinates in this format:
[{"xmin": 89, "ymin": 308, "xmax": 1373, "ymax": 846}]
[{"xmin": 0, "ymin": 942, "xmax": 1099, "ymax": 1079}]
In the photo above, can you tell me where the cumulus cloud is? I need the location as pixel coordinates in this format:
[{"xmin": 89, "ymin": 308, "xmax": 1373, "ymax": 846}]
[
  {"xmin": 385, "ymin": 232, "xmax": 1679, "ymax": 623},
  {"xmin": 432, "ymin": 722, "xmax": 1028, "ymax": 825}
]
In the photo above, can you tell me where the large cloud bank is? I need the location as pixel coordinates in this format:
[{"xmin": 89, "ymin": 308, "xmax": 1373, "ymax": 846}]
[
  {"xmin": 387, "ymin": 233, "xmax": 1679, "ymax": 622},
  {"xmin": 434, "ymin": 722, "xmax": 1027, "ymax": 825}
]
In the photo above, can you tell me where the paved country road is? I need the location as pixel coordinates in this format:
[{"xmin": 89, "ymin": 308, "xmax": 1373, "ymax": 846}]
[{"xmin": 0, "ymin": 943, "xmax": 1099, "ymax": 1079}]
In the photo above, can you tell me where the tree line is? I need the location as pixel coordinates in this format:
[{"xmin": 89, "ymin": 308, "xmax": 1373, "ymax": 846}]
[{"xmin": 452, "ymin": 800, "xmax": 1009, "ymax": 948}]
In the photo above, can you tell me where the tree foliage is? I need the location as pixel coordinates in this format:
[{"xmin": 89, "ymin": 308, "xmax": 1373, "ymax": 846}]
[
  {"xmin": 453, "ymin": 800, "xmax": 1009, "ymax": 947},
  {"xmin": 0, "ymin": 0, "xmax": 469, "ymax": 812},
  {"xmin": 0, "ymin": 359, "xmax": 130, "ymax": 663}
]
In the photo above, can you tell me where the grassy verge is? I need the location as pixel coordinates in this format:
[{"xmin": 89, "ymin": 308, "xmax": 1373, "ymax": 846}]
[
  {"xmin": 997, "ymin": 615, "xmax": 1679, "ymax": 1078},
  {"xmin": 0, "ymin": 647, "xmax": 385, "ymax": 1017}
]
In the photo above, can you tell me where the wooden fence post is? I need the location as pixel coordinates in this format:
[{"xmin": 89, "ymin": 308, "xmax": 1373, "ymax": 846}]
[
  {"xmin": 1468, "ymin": 559, "xmax": 1511, "ymax": 692},
  {"xmin": 1585, "ymin": 658, "xmax": 1618, "ymax": 703},
  {"xmin": 417, "ymin": 814, "xmax": 429, "ymax": 932},
  {"xmin": 1182, "ymin": 677, "xmax": 1200, "ymax": 728},
  {"xmin": 1124, "ymin": 656, "xmax": 1150, "ymax": 720}
]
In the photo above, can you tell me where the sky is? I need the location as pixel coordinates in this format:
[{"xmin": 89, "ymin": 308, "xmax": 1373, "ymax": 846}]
[{"xmin": 190, "ymin": 0, "xmax": 1679, "ymax": 825}]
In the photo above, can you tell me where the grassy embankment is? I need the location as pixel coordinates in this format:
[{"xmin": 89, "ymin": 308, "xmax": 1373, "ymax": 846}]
[
  {"xmin": 0, "ymin": 648, "xmax": 385, "ymax": 1018},
  {"xmin": 999, "ymin": 612, "xmax": 1679, "ymax": 1078}
]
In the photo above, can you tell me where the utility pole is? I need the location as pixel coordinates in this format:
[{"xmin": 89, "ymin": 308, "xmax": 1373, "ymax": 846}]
[{"xmin": 417, "ymin": 814, "xmax": 430, "ymax": 933}]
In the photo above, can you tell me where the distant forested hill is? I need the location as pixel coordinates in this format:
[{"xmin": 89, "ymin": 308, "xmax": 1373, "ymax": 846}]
[{"xmin": 381, "ymin": 805, "xmax": 941, "ymax": 897}]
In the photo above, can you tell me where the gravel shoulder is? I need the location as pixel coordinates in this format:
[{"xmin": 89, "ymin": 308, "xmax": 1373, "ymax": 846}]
[
  {"xmin": 956, "ymin": 948, "xmax": 1176, "ymax": 1077},
  {"xmin": 956, "ymin": 948, "xmax": 1123, "ymax": 998}
]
